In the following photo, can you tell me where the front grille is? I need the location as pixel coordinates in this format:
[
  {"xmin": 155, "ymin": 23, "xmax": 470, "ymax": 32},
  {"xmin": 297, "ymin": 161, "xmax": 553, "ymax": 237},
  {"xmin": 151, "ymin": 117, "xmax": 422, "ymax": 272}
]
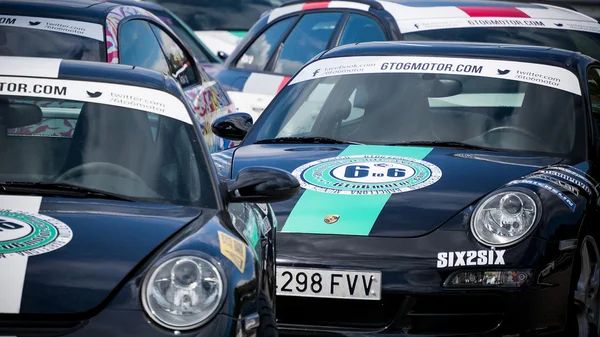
[
  {"xmin": 0, "ymin": 316, "xmax": 85, "ymax": 337},
  {"xmin": 276, "ymin": 293, "xmax": 404, "ymax": 329},
  {"xmin": 394, "ymin": 294, "xmax": 504, "ymax": 335}
]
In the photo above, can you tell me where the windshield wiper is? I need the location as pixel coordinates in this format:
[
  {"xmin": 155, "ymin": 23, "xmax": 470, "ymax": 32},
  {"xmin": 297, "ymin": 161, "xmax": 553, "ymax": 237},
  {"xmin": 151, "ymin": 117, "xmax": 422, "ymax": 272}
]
[
  {"xmin": 386, "ymin": 141, "xmax": 499, "ymax": 151},
  {"xmin": 255, "ymin": 137, "xmax": 362, "ymax": 145},
  {"xmin": 0, "ymin": 182, "xmax": 136, "ymax": 202}
]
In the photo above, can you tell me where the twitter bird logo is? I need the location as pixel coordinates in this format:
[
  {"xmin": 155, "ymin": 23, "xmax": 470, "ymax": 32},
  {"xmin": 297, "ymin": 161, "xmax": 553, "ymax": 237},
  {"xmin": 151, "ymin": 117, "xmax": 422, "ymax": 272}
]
[
  {"xmin": 28, "ymin": 21, "xmax": 41, "ymax": 26},
  {"xmin": 554, "ymin": 23, "xmax": 563, "ymax": 27},
  {"xmin": 497, "ymin": 69, "xmax": 511, "ymax": 75},
  {"xmin": 86, "ymin": 91, "xmax": 102, "ymax": 98}
]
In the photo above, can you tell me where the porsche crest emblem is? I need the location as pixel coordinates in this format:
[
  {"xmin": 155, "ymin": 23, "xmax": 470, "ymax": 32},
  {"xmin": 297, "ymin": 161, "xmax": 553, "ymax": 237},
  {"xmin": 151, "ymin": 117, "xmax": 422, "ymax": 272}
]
[{"xmin": 324, "ymin": 215, "xmax": 340, "ymax": 224}]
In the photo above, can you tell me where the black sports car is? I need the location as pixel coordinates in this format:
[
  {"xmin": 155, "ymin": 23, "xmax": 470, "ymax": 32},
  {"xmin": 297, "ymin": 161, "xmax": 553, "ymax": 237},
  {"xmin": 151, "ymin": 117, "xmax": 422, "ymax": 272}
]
[
  {"xmin": 0, "ymin": 56, "xmax": 299, "ymax": 336},
  {"xmin": 211, "ymin": 41, "xmax": 600, "ymax": 336}
]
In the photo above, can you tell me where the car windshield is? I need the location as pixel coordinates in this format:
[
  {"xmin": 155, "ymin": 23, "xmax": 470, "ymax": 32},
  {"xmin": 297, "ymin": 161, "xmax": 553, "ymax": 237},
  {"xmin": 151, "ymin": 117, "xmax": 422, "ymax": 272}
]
[
  {"xmin": 146, "ymin": 0, "xmax": 283, "ymax": 31},
  {"xmin": 0, "ymin": 17, "xmax": 105, "ymax": 60},
  {"xmin": 403, "ymin": 27, "xmax": 600, "ymax": 61},
  {"xmin": 0, "ymin": 77, "xmax": 216, "ymax": 207},
  {"xmin": 247, "ymin": 55, "xmax": 585, "ymax": 157}
]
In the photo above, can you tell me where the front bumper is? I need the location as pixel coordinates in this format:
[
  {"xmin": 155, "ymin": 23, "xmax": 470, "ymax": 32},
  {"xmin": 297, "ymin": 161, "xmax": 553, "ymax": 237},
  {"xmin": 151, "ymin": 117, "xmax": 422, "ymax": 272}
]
[
  {"xmin": 0, "ymin": 310, "xmax": 251, "ymax": 337},
  {"xmin": 275, "ymin": 232, "xmax": 576, "ymax": 336}
]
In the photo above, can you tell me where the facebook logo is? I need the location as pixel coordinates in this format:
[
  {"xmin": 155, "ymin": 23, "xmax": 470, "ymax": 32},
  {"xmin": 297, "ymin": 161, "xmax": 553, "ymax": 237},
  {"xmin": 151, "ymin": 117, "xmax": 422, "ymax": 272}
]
[{"xmin": 313, "ymin": 69, "xmax": 320, "ymax": 77}]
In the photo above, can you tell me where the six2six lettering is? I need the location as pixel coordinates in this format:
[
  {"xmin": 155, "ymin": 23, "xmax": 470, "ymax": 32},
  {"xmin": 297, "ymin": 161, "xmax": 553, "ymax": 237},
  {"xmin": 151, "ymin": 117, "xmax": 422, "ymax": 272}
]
[{"xmin": 437, "ymin": 250, "xmax": 506, "ymax": 268}]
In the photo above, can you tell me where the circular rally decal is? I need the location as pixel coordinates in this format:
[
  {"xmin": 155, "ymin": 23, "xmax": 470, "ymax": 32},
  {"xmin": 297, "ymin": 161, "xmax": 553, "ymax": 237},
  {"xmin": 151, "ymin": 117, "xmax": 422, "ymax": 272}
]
[
  {"xmin": 291, "ymin": 155, "xmax": 442, "ymax": 195},
  {"xmin": 0, "ymin": 211, "xmax": 73, "ymax": 258}
]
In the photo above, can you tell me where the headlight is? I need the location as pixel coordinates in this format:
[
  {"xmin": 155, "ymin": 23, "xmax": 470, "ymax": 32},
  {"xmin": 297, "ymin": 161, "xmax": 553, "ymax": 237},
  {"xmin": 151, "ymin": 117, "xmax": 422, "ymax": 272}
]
[
  {"xmin": 471, "ymin": 190, "xmax": 540, "ymax": 247},
  {"xmin": 142, "ymin": 255, "xmax": 224, "ymax": 330}
]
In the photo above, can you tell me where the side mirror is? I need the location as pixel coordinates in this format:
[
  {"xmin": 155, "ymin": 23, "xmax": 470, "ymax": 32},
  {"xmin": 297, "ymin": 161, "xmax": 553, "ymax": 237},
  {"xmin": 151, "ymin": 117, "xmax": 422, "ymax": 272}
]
[
  {"xmin": 226, "ymin": 166, "xmax": 300, "ymax": 203},
  {"xmin": 217, "ymin": 51, "xmax": 229, "ymax": 61},
  {"xmin": 212, "ymin": 112, "xmax": 253, "ymax": 141},
  {"xmin": 0, "ymin": 102, "xmax": 43, "ymax": 127}
]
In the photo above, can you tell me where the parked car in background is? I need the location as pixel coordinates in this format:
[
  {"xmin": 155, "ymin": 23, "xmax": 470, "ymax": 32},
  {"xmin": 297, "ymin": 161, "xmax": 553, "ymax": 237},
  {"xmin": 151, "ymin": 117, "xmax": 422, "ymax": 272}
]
[
  {"xmin": 499, "ymin": 0, "xmax": 600, "ymax": 21},
  {"xmin": 142, "ymin": 0, "xmax": 283, "ymax": 59},
  {"xmin": 210, "ymin": 40, "xmax": 600, "ymax": 336},
  {"xmin": 0, "ymin": 55, "xmax": 299, "ymax": 336},
  {"xmin": 110, "ymin": 0, "xmax": 223, "ymax": 74},
  {"xmin": 212, "ymin": 0, "xmax": 600, "ymax": 118},
  {"xmin": 0, "ymin": 0, "xmax": 235, "ymax": 152}
]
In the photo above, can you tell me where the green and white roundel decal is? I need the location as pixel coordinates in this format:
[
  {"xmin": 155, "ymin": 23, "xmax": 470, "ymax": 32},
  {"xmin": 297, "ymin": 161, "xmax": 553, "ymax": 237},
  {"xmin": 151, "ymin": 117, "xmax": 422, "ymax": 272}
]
[
  {"xmin": 0, "ymin": 210, "xmax": 73, "ymax": 258},
  {"xmin": 292, "ymin": 155, "xmax": 442, "ymax": 195}
]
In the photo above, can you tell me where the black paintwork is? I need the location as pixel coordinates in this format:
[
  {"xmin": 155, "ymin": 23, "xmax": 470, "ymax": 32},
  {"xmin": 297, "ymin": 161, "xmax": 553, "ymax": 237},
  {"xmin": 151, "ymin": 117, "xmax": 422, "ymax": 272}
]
[
  {"xmin": 212, "ymin": 41, "xmax": 600, "ymax": 335},
  {"xmin": 0, "ymin": 61, "xmax": 300, "ymax": 336},
  {"xmin": 212, "ymin": 112, "xmax": 254, "ymax": 141}
]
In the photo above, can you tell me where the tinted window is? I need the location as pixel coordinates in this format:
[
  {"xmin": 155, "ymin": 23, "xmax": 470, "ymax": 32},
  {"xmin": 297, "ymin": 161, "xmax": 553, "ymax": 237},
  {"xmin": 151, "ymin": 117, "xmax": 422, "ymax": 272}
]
[
  {"xmin": 404, "ymin": 27, "xmax": 600, "ymax": 61},
  {"xmin": 0, "ymin": 26, "xmax": 103, "ymax": 60},
  {"xmin": 0, "ymin": 96, "xmax": 215, "ymax": 207},
  {"xmin": 338, "ymin": 14, "xmax": 386, "ymax": 46},
  {"xmin": 144, "ymin": 0, "xmax": 283, "ymax": 31},
  {"xmin": 119, "ymin": 20, "xmax": 170, "ymax": 74},
  {"xmin": 153, "ymin": 10, "xmax": 214, "ymax": 63},
  {"xmin": 251, "ymin": 70, "xmax": 583, "ymax": 156},
  {"xmin": 274, "ymin": 12, "xmax": 342, "ymax": 76},
  {"xmin": 588, "ymin": 67, "xmax": 600, "ymax": 130},
  {"xmin": 236, "ymin": 17, "xmax": 295, "ymax": 71},
  {"xmin": 150, "ymin": 24, "xmax": 198, "ymax": 87}
]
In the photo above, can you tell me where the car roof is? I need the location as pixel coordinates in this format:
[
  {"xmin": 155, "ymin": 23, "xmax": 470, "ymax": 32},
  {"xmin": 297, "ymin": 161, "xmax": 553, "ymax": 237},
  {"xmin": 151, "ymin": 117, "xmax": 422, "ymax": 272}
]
[
  {"xmin": 0, "ymin": 56, "xmax": 180, "ymax": 97},
  {"xmin": 103, "ymin": 0, "xmax": 167, "ymax": 12},
  {"xmin": 0, "ymin": 0, "xmax": 116, "ymax": 24},
  {"xmin": 0, "ymin": 0, "xmax": 163, "ymax": 24},
  {"xmin": 316, "ymin": 40, "xmax": 595, "ymax": 69},
  {"xmin": 271, "ymin": 0, "xmax": 597, "ymax": 23}
]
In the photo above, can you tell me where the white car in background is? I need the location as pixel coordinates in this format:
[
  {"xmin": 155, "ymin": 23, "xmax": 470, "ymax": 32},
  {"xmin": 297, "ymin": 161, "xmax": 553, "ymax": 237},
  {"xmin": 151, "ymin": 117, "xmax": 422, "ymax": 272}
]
[{"xmin": 141, "ymin": 0, "xmax": 283, "ymax": 60}]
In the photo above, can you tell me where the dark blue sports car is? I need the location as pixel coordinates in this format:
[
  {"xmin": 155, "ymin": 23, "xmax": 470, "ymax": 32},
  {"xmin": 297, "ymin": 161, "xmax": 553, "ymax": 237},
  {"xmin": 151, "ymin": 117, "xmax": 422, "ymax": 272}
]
[
  {"xmin": 0, "ymin": 56, "xmax": 299, "ymax": 336},
  {"xmin": 211, "ymin": 41, "xmax": 600, "ymax": 336}
]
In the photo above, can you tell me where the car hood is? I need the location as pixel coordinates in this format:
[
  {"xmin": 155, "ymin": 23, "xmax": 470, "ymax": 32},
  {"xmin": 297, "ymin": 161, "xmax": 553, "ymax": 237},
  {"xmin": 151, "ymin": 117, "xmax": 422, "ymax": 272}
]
[
  {"xmin": 227, "ymin": 144, "xmax": 565, "ymax": 238},
  {"xmin": 195, "ymin": 30, "xmax": 243, "ymax": 56},
  {"xmin": 0, "ymin": 196, "xmax": 201, "ymax": 315}
]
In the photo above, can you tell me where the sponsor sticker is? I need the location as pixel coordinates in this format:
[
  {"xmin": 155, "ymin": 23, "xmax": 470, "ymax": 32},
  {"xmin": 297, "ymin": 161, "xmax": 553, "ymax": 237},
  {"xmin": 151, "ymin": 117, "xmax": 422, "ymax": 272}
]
[
  {"xmin": 261, "ymin": 216, "xmax": 272, "ymax": 235},
  {"xmin": 291, "ymin": 155, "xmax": 442, "ymax": 195},
  {"xmin": 282, "ymin": 145, "xmax": 434, "ymax": 236},
  {"xmin": 290, "ymin": 56, "xmax": 581, "ymax": 95},
  {"xmin": 217, "ymin": 231, "xmax": 246, "ymax": 273},
  {"xmin": 398, "ymin": 17, "xmax": 600, "ymax": 34},
  {"xmin": 0, "ymin": 15, "xmax": 104, "ymax": 41},
  {"xmin": 437, "ymin": 250, "xmax": 505, "ymax": 268},
  {"xmin": 0, "ymin": 210, "xmax": 73, "ymax": 259},
  {"xmin": 508, "ymin": 179, "xmax": 576, "ymax": 211},
  {"xmin": 0, "ymin": 76, "xmax": 192, "ymax": 124},
  {"xmin": 531, "ymin": 174, "xmax": 580, "ymax": 197},
  {"xmin": 538, "ymin": 169, "xmax": 592, "ymax": 196}
]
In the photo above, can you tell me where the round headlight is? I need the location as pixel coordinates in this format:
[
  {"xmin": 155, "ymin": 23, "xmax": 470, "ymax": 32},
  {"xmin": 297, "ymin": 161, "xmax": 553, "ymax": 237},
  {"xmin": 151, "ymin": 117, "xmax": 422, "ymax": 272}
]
[
  {"xmin": 471, "ymin": 190, "xmax": 540, "ymax": 247},
  {"xmin": 141, "ymin": 255, "xmax": 224, "ymax": 330}
]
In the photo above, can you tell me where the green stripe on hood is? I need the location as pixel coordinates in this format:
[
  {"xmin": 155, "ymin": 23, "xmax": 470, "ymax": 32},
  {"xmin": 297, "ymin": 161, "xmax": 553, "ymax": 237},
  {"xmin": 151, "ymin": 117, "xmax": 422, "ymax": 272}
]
[
  {"xmin": 281, "ymin": 145, "xmax": 435, "ymax": 236},
  {"xmin": 228, "ymin": 30, "xmax": 247, "ymax": 38}
]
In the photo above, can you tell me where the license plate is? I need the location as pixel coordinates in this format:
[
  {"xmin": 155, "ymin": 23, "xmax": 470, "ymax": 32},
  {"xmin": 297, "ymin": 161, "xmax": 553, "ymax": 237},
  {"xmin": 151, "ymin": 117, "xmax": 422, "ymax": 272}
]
[{"xmin": 276, "ymin": 267, "xmax": 382, "ymax": 300}]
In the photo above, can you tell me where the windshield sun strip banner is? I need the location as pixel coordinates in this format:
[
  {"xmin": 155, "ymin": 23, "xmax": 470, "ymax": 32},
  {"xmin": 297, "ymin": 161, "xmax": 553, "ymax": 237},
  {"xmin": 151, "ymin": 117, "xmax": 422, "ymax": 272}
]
[
  {"xmin": 0, "ymin": 76, "xmax": 192, "ymax": 124},
  {"xmin": 0, "ymin": 195, "xmax": 42, "ymax": 314},
  {"xmin": 397, "ymin": 17, "xmax": 600, "ymax": 34},
  {"xmin": 281, "ymin": 145, "xmax": 435, "ymax": 236},
  {"xmin": 289, "ymin": 55, "xmax": 582, "ymax": 96},
  {"xmin": 0, "ymin": 15, "xmax": 104, "ymax": 41}
]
